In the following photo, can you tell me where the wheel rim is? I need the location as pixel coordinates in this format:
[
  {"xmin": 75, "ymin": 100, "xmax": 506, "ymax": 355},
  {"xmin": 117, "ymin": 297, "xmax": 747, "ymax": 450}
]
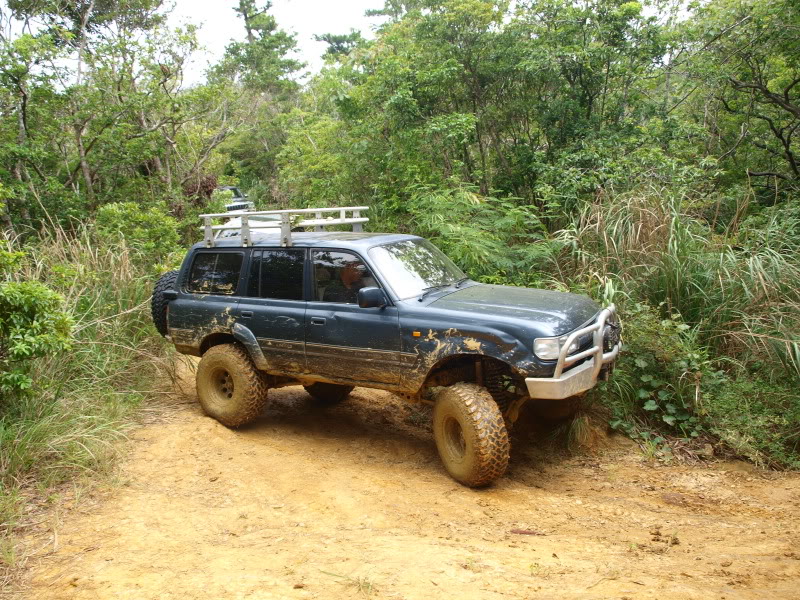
[
  {"xmin": 207, "ymin": 366, "xmax": 234, "ymax": 408},
  {"xmin": 443, "ymin": 415, "xmax": 466, "ymax": 461}
]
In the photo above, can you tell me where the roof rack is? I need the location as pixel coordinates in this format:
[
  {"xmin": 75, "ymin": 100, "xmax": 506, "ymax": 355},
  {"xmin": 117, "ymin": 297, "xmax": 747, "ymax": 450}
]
[{"xmin": 199, "ymin": 206, "xmax": 369, "ymax": 248}]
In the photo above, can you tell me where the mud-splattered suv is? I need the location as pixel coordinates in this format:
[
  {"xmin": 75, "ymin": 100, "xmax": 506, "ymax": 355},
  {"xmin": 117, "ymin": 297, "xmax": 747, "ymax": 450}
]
[{"xmin": 152, "ymin": 207, "xmax": 620, "ymax": 487}]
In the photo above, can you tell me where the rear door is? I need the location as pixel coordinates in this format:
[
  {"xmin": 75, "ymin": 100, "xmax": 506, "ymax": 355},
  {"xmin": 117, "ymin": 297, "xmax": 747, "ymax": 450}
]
[
  {"xmin": 305, "ymin": 250, "xmax": 401, "ymax": 385},
  {"xmin": 168, "ymin": 249, "xmax": 246, "ymax": 350},
  {"xmin": 236, "ymin": 248, "xmax": 307, "ymax": 374}
]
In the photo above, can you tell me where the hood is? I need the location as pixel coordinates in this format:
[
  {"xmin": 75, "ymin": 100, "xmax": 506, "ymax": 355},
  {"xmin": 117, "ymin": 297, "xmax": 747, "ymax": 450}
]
[{"xmin": 430, "ymin": 283, "xmax": 600, "ymax": 337}]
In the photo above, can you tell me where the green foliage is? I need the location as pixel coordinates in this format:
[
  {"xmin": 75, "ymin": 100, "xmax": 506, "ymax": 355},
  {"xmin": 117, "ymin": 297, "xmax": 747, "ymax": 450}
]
[
  {"xmin": 395, "ymin": 184, "xmax": 552, "ymax": 281},
  {"xmin": 704, "ymin": 379, "xmax": 800, "ymax": 468},
  {"xmin": 597, "ymin": 300, "xmax": 799, "ymax": 468},
  {"xmin": 683, "ymin": 0, "xmax": 800, "ymax": 193},
  {"xmin": 564, "ymin": 190, "xmax": 800, "ymax": 380},
  {"xmin": 314, "ymin": 30, "xmax": 364, "ymax": 59},
  {"xmin": 0, "ymin": 251, "xmax": 72, "ymax": 397},
  {"xmin": 212, "ymin": 0, "xmax": 301, "ymax": 93},
  {"xmin": 95, "ymin": 202, "xmax": 180, "ymax": 266},
  {"xmin": 602, "ymin": 302, "xmax": 715, "ymax": 439},
  {"xmin": 1, "ymin": 225, "xmax": 174, "ymax": 569},
  {"xmin": 568, "ymin": 187, "xmax": 800, "ymax": 464}
]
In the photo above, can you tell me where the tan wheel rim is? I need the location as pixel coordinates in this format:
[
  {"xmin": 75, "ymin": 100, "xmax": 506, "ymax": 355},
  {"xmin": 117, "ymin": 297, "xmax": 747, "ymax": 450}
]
[
  {"xmin": 442, "ymin": 415, "xmax": 467, "ymax": 463},
  {"xmin": 205, "ymin": 366, "xmax": 234, "ymax": 412}
]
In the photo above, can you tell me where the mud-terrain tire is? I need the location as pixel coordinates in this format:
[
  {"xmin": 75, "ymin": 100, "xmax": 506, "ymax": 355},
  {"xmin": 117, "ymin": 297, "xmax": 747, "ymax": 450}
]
[
  {"xmin": 151, "ymin": 270, "xmax": 179, "ymax": 337},
  {"xmin": 196, "ymin": 344, "xmax": 269, "ymax": 428},
  {"xmin": 432, "ymin": 382, "xmax": 510, "ymax": 487},
  {"xmin": 530, "ymin": 396, "xmax": 582, "ymax": 422},
  {"xmin": 304, "ymin": 382, "xmax": 354, "ymax": 404},
  {"xmin": 484, "ymin": 361, "xmax": 518, "ymax": 414}
]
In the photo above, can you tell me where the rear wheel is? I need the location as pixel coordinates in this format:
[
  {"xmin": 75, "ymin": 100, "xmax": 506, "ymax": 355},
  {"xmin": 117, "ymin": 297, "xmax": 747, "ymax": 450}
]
[
  {"xmin": 304, "ymin": 382, "xmax": 353, "ymax": 404},
  {"xmin": 196, "ymin": 344, "xmax": 269, "ymax": 427},
  {"xmin": 432, "ymin": 382, "xmax": 509, "ymax": 487}
]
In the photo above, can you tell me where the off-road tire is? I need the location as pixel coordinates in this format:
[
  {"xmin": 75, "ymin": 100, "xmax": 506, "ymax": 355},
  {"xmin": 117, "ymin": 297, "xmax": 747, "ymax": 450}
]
[
  {"xmin": 432, "ymin": 382, "xmax": 510, "ymax": 487},
  {"xmin": 304, "ymin": 382, "xmax": 354, "ymax": 404},
  {"xmin": 196, "ymin": 344, "xmax": 269, "ymax": 428},
  {"xmin": 151, "ymin": 270, "xmax": 179, "ymax": 337},
  {"xmin": 529, "ymin": 396, "xmax": 582, "ymax": 422},
  {"xmin": 484, "ymin": 361, "xmax": 518, "ymax": 414}
]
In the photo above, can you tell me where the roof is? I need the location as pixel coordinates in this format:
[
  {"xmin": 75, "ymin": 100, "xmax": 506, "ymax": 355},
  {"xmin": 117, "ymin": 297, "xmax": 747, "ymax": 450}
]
[{"xmin": 191, "ymin": 231, "xmax": 420, "ymax": 252}]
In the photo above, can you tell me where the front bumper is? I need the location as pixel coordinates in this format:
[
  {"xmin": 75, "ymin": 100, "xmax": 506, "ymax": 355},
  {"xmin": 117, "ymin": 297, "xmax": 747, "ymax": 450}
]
[{"xmin": 524, "ymin": 304, "xmax": 620, "ymax": 400}]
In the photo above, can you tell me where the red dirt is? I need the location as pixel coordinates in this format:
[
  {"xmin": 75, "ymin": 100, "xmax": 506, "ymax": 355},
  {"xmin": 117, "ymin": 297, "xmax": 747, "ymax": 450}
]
[{"xmin": 15, "ymin": 367, "xmax": 800, "ymax": 599}]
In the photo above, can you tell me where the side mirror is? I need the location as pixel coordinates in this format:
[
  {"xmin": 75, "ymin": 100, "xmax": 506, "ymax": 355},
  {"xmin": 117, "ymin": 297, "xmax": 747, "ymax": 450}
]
[
  {"xmin": 358, "ymin": 287, "xmax": 387, "ymax": 309},
  {"xmin": 163, "ymin": 289, "xmax": 178, "ymax": 301}
]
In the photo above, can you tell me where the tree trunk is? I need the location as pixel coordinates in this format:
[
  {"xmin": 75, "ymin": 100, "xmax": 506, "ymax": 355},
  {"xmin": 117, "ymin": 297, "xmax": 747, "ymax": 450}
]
[
  {"xmin": 76, "ymin": 0, "xmax": 95, "ymax": 86},
  {"xmin": 239, "ymin": 1, "xmax": 256, "ymax": 44},
  {"xmin": 13, "ymin": 100, "xmax": 31, "ymax": 222},
  {"xmin": 75, "ymin": 122, "xmax": 96, "ymax": 208}
]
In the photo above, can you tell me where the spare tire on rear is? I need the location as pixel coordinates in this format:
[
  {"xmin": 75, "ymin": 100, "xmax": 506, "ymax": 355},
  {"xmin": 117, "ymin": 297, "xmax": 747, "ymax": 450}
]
[{"xmin": 151, "ymin": 270, "xmax": 179, "ymax": 337}]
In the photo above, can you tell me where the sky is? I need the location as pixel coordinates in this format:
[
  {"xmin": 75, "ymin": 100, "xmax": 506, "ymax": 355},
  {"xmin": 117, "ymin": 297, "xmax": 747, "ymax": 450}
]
[{"xmin": 167, "ymin": 0, "xmax": 387, "ymax": 85}]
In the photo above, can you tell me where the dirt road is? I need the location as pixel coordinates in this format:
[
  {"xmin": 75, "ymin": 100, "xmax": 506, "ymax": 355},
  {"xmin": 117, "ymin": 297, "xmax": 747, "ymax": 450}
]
[{"xmin": 17, "ymin": 369, "xmax": 800, "ymax": 599}]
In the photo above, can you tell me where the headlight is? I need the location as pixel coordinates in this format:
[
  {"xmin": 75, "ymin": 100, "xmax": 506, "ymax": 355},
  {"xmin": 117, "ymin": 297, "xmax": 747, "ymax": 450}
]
[
  {"xmin": 533, "ymin": 335, "xmax": 581, "ymax": 360},
  {"xmin": 533, "ymin": 337, "xmax": 560, "ymax": 360}
]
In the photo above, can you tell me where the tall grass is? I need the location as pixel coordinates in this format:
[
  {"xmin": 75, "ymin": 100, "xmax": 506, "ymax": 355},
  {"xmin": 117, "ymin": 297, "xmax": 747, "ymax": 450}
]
[
  {"xmin": 555, "ymin": 186, "xmax": 800, "ymax": 466},
  {"xmin": 561, "ymin": 188, "xmax": 800, "ymax": 381},
  {"xmin": 0, "ymin": 224, "xmax": 174, "ymax": 582}
]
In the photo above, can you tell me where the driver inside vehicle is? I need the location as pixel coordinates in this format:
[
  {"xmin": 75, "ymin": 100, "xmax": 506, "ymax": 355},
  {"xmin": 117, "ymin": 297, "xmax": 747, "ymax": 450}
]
[{"xmin": 323, "ymin": 260, "xmax": 368, "ymax": 304}]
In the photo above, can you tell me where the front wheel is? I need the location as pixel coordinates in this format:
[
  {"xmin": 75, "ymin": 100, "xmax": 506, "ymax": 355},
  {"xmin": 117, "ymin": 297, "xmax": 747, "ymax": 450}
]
[
  {"xmin": 432, "ymin": 382, "xmax": 510, "ymax": 487},
  {"xmin": 196, "ymin": 344, "xmax": 269, "ymax": 427}
]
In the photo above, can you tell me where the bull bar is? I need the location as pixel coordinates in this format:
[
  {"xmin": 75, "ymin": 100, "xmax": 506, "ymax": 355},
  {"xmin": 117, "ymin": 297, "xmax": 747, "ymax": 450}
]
[{"xmin": 524, "ymin": 304, "xmax": 620, "ymax": 400}]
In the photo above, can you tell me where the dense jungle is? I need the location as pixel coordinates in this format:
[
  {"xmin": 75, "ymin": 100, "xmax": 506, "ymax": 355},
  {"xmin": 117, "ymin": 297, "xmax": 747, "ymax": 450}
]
[{"xmin": 0, "ymin": 0, "xmax": 798, "ymax": 593}]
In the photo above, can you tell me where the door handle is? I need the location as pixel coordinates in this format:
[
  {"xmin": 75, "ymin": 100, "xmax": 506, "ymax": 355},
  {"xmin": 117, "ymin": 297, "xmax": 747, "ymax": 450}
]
[
  {"xmin": 241, "ymin": 311, "xmax": 253, "ymax": 318},
  {"xmin": 310, "ymin": 317, "xmax": 326, "ymax": 326}
]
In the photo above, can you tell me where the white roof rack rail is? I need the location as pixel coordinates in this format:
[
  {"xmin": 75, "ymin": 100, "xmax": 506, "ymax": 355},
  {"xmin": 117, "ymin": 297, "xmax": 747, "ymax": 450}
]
[{"xmin": 198, "ymin": 206, "xmax": 369, "ymax": 248}]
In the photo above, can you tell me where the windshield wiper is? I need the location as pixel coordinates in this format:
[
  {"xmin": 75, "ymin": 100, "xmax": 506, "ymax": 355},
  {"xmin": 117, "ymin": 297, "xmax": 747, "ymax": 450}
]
[
  {"xmin": 418, "ymin": 278, "xmax": 469, "ymax": 301},
  {"xmin": 418, "ymin": 283, "xmax": 450, "ymax": 302}
]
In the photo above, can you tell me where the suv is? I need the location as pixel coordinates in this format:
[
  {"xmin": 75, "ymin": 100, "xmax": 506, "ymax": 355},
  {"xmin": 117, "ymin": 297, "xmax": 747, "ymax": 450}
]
[{"xmin": 152, "ymin": 207, "xmax": 620, "ymax": 487}]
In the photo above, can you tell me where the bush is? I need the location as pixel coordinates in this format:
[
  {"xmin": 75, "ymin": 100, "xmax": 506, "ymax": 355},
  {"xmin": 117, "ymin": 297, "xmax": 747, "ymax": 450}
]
[
  {"xmin": 598, "ymin": 302, "xmax": 714, "ymax": 439},
  {"xmin": 0, "ymin": 251, "xmax": 72, "ymax": 398},
  {"xmin": 396, "ymin": 184, "xmax": 550, "ymax": 282},
  {"xmin": 564, "ymin": 187, "xmax": 800, "ymax": 466},
  {"xmin": 1, "ymin": 226, "xmax": 175, "ymax": 576},
  {"xmin": 95, "ymin": 202, "xmax": 180, "ymax": 266}
]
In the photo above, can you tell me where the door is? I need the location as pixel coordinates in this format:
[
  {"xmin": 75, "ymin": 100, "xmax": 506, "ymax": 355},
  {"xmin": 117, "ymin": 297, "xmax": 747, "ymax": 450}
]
[
  {"xmin": 168, "ymin": 250, "xmax": 246, "ymax": 350},
  {"xmin": 305, "ymin": 250, "xmax": 401, "ymax": 385},
  {"xmin": 237, "ymin": 248, "xmax": 307, "ymax": 374}
]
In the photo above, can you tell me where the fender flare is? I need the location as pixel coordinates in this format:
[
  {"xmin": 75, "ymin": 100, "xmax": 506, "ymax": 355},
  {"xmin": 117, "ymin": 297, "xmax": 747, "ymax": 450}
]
[{"xmin": 232, "ymin": 322, "xmax": 269, "ymax": 371}]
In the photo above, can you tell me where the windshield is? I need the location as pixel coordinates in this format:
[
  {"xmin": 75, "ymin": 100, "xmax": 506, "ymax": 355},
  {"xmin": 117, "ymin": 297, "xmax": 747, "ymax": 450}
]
[{"xmin": 369, "ymin": 238, "xmax": 466, "ymax": 300}]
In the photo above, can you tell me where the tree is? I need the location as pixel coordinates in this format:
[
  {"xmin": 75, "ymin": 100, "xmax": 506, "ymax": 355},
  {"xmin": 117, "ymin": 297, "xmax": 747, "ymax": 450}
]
[
  {"xmin": 314, "ymin": 30, "xmax": 364, "ymax": 59},
  {"xmin": 213, "ymin": 0, "xmax": 301, "ymax": 94},
  {"xmin": 686, "ymin": 0, "xmax": 800, "ymax": 193}
]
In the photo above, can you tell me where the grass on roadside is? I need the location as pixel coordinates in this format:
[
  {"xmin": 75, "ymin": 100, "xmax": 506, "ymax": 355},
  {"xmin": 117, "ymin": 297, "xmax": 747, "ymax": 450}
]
[
  {"xmin": 0, "ymin": 224, "xmax": 176, "ymax": 583},
  {"xmin": 557, "ymin": 187, "xmax": 800, "ymax": 466}
]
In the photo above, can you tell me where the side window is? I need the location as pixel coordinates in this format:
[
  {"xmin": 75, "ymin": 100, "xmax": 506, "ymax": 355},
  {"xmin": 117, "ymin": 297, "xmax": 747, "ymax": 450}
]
[
  {"xmin": 246, "ymin": 249, "xmax": 305, "ymax": 300},
  {"xmin": 312, "ymin": 251, "xmax": 377, "ymax": 304},
  {"xmin": 187, "ymin": 252, "xmax": 243, "ymax": 295}
]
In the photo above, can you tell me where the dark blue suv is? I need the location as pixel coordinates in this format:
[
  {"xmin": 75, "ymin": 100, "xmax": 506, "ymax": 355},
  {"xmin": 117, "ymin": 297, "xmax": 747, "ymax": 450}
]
[{"xmin": 152, "ymin": 212, "xmax": 620, "ymax": 487}]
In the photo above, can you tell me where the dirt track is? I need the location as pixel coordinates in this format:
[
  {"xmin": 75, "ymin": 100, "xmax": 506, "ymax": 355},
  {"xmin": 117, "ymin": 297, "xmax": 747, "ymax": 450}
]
[{"xmin": 16, "ymin": 366, "xmax": 800, "ymax": 599}]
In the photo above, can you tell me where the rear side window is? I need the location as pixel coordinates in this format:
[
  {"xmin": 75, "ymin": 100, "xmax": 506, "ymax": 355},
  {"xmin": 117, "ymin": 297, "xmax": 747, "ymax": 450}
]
[
  {"xmin": 246, "ymin": 249, "xmax": 305, "ymax": 300},
  {"xmin": 187, "ymin": 252, "xmax": 243, "ymax": 295}
]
